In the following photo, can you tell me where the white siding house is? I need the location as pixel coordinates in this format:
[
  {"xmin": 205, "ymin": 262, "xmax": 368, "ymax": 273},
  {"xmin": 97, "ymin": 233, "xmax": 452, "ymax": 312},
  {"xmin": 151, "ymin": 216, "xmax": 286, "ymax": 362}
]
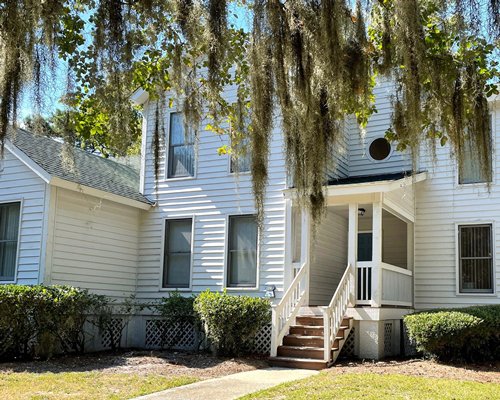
[{"xmin": 2, "ymin": 79, "xmax": 499, "ymax": 365}]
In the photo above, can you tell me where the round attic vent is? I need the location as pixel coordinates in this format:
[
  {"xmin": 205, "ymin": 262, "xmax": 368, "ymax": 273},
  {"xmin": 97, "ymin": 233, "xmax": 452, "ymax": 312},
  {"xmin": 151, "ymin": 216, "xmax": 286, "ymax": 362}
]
[{"xmin": 368, "ymin": 137, "xmax": 392, "ymax": 161}]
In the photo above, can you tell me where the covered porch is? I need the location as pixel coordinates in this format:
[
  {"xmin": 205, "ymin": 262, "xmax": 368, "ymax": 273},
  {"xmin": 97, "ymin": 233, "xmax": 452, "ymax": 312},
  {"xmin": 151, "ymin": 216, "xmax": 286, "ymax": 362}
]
[{"xmin": 271, "ymin": 172, "xmax": 426, "ymax": 364}]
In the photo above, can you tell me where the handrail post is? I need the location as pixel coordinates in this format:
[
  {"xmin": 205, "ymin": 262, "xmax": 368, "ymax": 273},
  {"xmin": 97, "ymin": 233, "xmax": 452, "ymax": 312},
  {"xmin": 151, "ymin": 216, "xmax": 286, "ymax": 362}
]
[
  {"xmin": 270, "ymin": 305, "xmax": 278, "ymax": 357},
  {"xmin": 321, "ymin": 306, "xmax": 331, "ymax": 362}
]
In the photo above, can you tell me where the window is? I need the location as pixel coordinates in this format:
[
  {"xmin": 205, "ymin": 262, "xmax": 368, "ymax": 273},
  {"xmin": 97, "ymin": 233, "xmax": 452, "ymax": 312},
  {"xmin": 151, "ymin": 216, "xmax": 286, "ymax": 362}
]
[
  {"xmin": 368, "ymin": 138, "xmax": 391, "ymax": 161},
  {"xmin": 459, "ymin": 115, "xmax": 492, "ymax": 184},
  {"xmin": 163, "ymin": 219, "xmax": 192, "ymax": 288},
  {"xmin": 0, "ymin": 202, "xmax": 20, "ymax": 281},
  {"xmin": 168, "ymin": 112, "xmax": 194, "ymax": 178},
  {"xmin": 458, "ymin": 224, "xmax": 493, "ymax": 293},
  {"xmin": 229, "ymin": 119, "xmax": 251, "ymax": 173},
  {"xmin": 227, "ymin": 215, "xmax": 258, "ymax": 287}
]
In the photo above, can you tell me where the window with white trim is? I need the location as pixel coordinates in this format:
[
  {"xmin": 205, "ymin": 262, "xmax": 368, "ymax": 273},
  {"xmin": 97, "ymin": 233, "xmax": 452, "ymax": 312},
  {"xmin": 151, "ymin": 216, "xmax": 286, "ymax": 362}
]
[
  {"xmin": 230, "ymin": 129, "xmax": 251, "ymax": 173},
  {"xmin": 458, "ymin": 224, "xmax": 493, "ymax": 293},
  {"xmin": 168, "ymin": 112, "xmax": 194, "ymax": 178},
  {"xmin": 227, "ymin": 215, "xmax": 258, "ymax": 287},
  {"xmin": 0, "ymin": 202, "xmax": 20, "ymax": 282},
  {"xmin": 163, "ymin": 219, "xmax": 192, "ymax": 288},
  {"xmin": 459, "ymin": 116, "xmax": 492, "ymax": 184}
]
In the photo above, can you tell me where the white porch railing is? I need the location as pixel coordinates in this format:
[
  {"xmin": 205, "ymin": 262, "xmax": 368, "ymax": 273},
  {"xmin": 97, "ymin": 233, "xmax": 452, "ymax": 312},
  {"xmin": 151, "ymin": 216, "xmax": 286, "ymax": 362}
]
[
  {"xmin": 356, "ymin": 262, "xmax": 413, "ymax": 307},
  {"xmin": 320, "ymin": 264, "xmax": 355, "ymax": 362},
  {"xmin": 270, "ymin": 261, "xmax": 310, "ymax": 357}
]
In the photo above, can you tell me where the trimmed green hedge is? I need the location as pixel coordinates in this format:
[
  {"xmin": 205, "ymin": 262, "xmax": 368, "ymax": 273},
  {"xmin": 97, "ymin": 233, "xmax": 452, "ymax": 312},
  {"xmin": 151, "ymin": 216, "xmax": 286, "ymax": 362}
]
[
  {"xmin": 404, "ymin": 305, "xmax": 500, "ymax": 361},
  {"xmin": 0, "ymin": 285, "xmax": 108, "ymax": 360},
  {"xmin": 194, "ymin": 290, "xmax": 271, "ymax": 356}
]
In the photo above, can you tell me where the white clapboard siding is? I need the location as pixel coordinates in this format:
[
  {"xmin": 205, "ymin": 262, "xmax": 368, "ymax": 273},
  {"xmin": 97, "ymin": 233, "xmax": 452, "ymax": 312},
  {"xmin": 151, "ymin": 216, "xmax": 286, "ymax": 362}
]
[
  {"xmin": 137, "ymin": 85, "xmax": 287, "ymax": 300},
  {"xmin": 0, "ymin": 150, "xmax": 47, "ymax": 285},
  {"xmin": 414, "ymin": 103, "xmax": 500, "ymax": 309},
  {"xmin": 309, "ymin": 210, "xmax": 348, "ymax": 306},
  {"xmin": 48, "ymin": 187, "xmax": 140, "ymax": 298},
  {"xmin": 348, "ymin": 79, "xmax": 412, "ymax": 177}
]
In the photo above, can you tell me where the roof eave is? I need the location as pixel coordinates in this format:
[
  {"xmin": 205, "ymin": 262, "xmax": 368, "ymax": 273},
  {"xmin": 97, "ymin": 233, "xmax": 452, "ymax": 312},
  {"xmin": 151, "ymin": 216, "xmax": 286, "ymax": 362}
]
[
  {"xmin": 50, "ymin": 177, "xmax": 153, "ymax": 210},
  {"xmin": 130, "ymin": 88, "xmax": 149, "ymax": 106}
]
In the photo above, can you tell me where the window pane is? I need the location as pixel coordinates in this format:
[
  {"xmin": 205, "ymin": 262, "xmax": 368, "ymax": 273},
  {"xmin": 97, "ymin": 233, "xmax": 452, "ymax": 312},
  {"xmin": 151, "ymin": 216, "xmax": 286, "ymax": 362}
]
[
  {"xmin": 170, "ymin": 113, "xmax": 186, "ymax": 145},
  {"xmin": 169, "ymin": 145, "xmax": 194, "ymax": 177},
  {"xmin": 228, "ymin": 216, "xmax": 257, "ymax": 287},
  {"xmin": 163, "ymin": 219, "xmax": 192, "ymax": 288},
  {"xmin": 0, "ymin": 202, "xmax": 20, "ymax": 281},
  {"xmin": 459, "ymin": 117, "xmax": 492, "ymax": 184},
  {"xmin": 459, "ymin": 224, "xmax": 493, "ymax": 293},
  {"xmin": 165, "ymin": 254, "xmax": 191, "ymax": 288},
  {"xmin": 230, "ymin": 137, "xmax": 251, "ymax": 173}
]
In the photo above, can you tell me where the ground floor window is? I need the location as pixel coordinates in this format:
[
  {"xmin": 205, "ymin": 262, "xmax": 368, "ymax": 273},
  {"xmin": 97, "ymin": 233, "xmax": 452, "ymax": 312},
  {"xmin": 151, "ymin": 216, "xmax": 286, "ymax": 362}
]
[
  {"xmin": 227, "ymin": 215, "xmax": 258, "ymax": 287},
  {"xmin": 458, "ymin": 224, "xmax": 493, "ymax": 293},
  {"xmin": 0, "ymin": 202, "xmax": 21, "ymax": 282},
  {"xmin": 163, "ymin": 218, "xmax": 192, "ymax": 288}
]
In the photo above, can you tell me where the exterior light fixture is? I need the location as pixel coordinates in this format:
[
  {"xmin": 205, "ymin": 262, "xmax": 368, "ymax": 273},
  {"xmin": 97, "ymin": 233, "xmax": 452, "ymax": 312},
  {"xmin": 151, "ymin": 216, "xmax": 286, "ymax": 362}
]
[{"xmin": 358, "ymin": 208, "xmax": 366, "ymax": 217}]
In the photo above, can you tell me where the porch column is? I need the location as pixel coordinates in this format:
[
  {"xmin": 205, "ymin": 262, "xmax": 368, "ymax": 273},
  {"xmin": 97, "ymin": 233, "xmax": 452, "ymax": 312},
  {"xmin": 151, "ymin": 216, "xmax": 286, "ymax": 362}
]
[
  {"xmin": 283, "ymin": 198, "xmax": 293, "ymax": 290},
  {"xmin": 348, "ymin": 203, "xmax": 358, "ymax": 267},
  {"xmin": 371, "ymin": 202, "xmax": 383, "ymax": 307},
  {"xmin": 301, "ymin": 209, "xmax": 311, "ymax": 305}
]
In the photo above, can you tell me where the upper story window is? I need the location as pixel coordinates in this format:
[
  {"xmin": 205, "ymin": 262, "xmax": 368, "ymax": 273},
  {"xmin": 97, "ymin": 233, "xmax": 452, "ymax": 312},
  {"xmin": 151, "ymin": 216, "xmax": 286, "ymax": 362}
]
[
  {"xmin": 368, "ymin": 137, "xmax": 392, "ymax": 161},
  {"xmin": 230, "ymin": 119, "xmax": 251, "ymax": 173},
  {"xmin": 0, "ymin": 202, "xmax": 20, "ymax": 282},
  {"xmin": 168, "ymin": 112, "xmax": 195, "ymax": 178},
  {"xmin": 459, "ymin": 116, "xmax": 492, "ymax": 185},
  {"xmin": 458, "ymin": 224, "xmax": 493, "ymax": 293},
  {"xmin": 163, "ymin": 218, "xmax": 193, "ymax": 288},
  {"xmin": 227, "ymin": 215, "xmax": 258, "ymax": 288}
]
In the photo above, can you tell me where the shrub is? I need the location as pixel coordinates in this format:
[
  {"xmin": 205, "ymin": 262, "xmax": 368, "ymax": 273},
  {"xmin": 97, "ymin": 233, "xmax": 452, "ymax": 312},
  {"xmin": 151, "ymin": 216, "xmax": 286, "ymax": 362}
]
[
  {"xmin": 404, "ymin": 305, "xmax": 500, "ymax": 361},
  {"xmin": 0, "ymin": 285, "xmax": 108, "ymax": 360},
  {"xmin": 151, "ymin": 292, "xmax": 201, "ymax": 348},
  {"xmin": 194, "ymin": 290, "xmax": 271, "ymax": 356}
]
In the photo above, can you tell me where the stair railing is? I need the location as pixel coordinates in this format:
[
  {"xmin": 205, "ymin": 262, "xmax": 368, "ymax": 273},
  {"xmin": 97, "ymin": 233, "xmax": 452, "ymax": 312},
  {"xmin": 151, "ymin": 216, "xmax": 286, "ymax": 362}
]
[
  {"xmin": 320, "ymin": 263, "xmax": 355, "ymax": 362},
  {"xmin": 270, "ymin": 261, "xmax": 310, "ymax": 357}
]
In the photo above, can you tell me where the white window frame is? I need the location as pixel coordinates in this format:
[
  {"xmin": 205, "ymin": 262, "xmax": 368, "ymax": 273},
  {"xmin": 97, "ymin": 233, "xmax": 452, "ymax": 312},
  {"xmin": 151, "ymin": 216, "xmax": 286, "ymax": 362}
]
[
  {"xmin": 0, "ymin": 199, "xmax": 22, "ymax": 284},
  {"xmin": 366, "ymin": 137, "xmax": 394, "ymax": 163},
  {"xmin": 159, "ymin": 216, "xmax": 195, "ymax": 291},
  {"xmin": 455, "ymin": 221, "xmax": 496, "ymax": 296},
  {"xmin": 456, "ymin": 113, "xmax": 495, "ymax": 187},
  {"xmin": 164, "ymin": 111, "xmax": 197, "ymax": 181},
  {"xmin": 227, "ymin": 120, "xmax": 251, "ymax": 175},
  {"xmin": 224, "ymin": 214, "xmax": 260, "ymax": 291}
]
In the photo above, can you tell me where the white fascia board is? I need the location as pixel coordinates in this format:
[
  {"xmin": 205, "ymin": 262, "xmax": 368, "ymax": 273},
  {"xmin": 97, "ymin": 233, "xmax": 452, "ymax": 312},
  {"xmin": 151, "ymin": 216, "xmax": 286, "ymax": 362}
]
[
  {"xmin": 50, "ymin": 177, "xmax": 152, "ymax": 210},
  {"xmin": 130, "ymin": 88, "xmax": 149, "ymax": 106},
  {"xmin": 4, "ymin": 141, "xmax": 52, "ymax": 183},
  {"xmin": 284, "ymin": 171, "xmax": 428, "ymax": 199}
]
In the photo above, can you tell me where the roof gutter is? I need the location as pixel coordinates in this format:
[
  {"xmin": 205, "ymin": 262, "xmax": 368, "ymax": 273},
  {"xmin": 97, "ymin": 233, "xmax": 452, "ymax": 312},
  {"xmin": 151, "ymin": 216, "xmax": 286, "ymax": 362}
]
[{"xmin": 50, "ymin": 177, "xmax": 153, "ymax": 210}]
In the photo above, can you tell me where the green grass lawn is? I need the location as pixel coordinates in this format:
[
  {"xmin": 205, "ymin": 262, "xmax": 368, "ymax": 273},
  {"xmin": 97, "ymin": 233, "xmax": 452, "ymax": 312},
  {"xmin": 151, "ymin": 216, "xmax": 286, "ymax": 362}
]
[
  {"xmin": 0, "ymin": 371, "xmax": 198, "ymax": 400},
  {"xmin": 240, "ymin": 372, "xmax": 500, "ymax": 400}
]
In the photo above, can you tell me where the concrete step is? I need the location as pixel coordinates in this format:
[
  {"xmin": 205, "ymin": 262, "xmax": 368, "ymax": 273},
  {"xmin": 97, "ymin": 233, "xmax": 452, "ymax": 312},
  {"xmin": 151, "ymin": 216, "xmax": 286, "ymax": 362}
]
[
  {"xmin": 269, "ymin": 356, "xmax": 328, "ymax": 370},
  {"xmin": 283, "ymin": 334, "xmax": 324, "ymax": 347}
]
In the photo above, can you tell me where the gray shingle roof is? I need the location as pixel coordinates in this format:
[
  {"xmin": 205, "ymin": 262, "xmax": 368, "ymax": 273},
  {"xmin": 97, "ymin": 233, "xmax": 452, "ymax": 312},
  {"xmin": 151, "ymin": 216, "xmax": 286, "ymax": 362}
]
[{"xmin": 8, "ymin": 128, "xmax": 152, "ymax": 205}]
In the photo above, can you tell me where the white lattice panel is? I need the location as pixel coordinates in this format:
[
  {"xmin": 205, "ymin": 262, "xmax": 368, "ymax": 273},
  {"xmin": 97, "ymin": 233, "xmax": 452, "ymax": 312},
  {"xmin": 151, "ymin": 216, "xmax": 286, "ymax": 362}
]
[
  {"xmin": 247, "ymin": 324, "xmax": 271, "ymax": 355},
  {"xmin": 145, "ymin": 320, "xmax": 197, "ymax": 350},
  {"xmin": 100, "ymin": 318, "xmax": 124, "ymax": 349},
  {"xmin": 340, "ymin": 327, "xmax": 356, "ymax": 358},
  {"xmin": 384, "ymin": 322, "xmax": 393, "ymax": 356}
]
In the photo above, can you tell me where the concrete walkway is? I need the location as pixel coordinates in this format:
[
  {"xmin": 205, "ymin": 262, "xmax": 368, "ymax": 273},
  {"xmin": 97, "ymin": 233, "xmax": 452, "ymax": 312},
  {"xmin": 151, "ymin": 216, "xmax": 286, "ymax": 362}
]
[{"xmin": 133, "ymin": 367, "xmax": 319, "ymax": 400}]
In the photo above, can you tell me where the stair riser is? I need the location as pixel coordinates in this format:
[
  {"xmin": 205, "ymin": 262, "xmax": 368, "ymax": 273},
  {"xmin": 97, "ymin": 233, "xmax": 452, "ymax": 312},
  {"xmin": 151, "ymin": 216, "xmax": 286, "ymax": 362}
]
[
  {"xmin": 296, "ymin": 316, "xmax": 324, "ymax": 326},
  {"xmin": 289, "ymin": 327, "xmax": 324, "ymax": 335},
  {"xmin": 269, "ymin": 359, "xmax": 326, "ymax": 370},
  {"xmin": 283, "ymin": 336, "xmax": 324, "ymax": 347},
  {"xmin": 277, "ymin": 347, "xmax": 324, "ymax": 359}
]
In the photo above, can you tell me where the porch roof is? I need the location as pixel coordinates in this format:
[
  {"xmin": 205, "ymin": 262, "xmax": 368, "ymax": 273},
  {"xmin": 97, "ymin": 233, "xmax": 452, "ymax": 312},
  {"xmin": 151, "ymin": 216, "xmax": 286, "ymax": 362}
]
[{"xmin": 327, "ymin": 171, "xmax": 413, "ymax": 186}]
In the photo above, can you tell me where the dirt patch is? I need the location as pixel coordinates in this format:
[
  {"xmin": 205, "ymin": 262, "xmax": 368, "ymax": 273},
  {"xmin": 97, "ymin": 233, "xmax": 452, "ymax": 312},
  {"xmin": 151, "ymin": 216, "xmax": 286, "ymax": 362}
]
[
  {"xmin": 331, "ymin": 359, "xmax": 500, "ymax": 383},
  {"xmin": 0, "ymin": 350, "xmax": 269, "ymax": 379}
]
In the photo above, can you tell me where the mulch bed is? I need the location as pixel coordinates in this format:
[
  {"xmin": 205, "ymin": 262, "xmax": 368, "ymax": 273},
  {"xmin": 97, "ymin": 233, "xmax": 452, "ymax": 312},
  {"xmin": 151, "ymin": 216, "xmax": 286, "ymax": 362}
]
[
  {"xmin": 332, "ymin": 359, "xmax": 500, "ymax": 383},
  {"xmin": 0, "ymin": 350, "xmax": 269, "ymax": 379},
  {"xmin": 1, "ymin": 352, "xmax": 498, "ymax": 384}
]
